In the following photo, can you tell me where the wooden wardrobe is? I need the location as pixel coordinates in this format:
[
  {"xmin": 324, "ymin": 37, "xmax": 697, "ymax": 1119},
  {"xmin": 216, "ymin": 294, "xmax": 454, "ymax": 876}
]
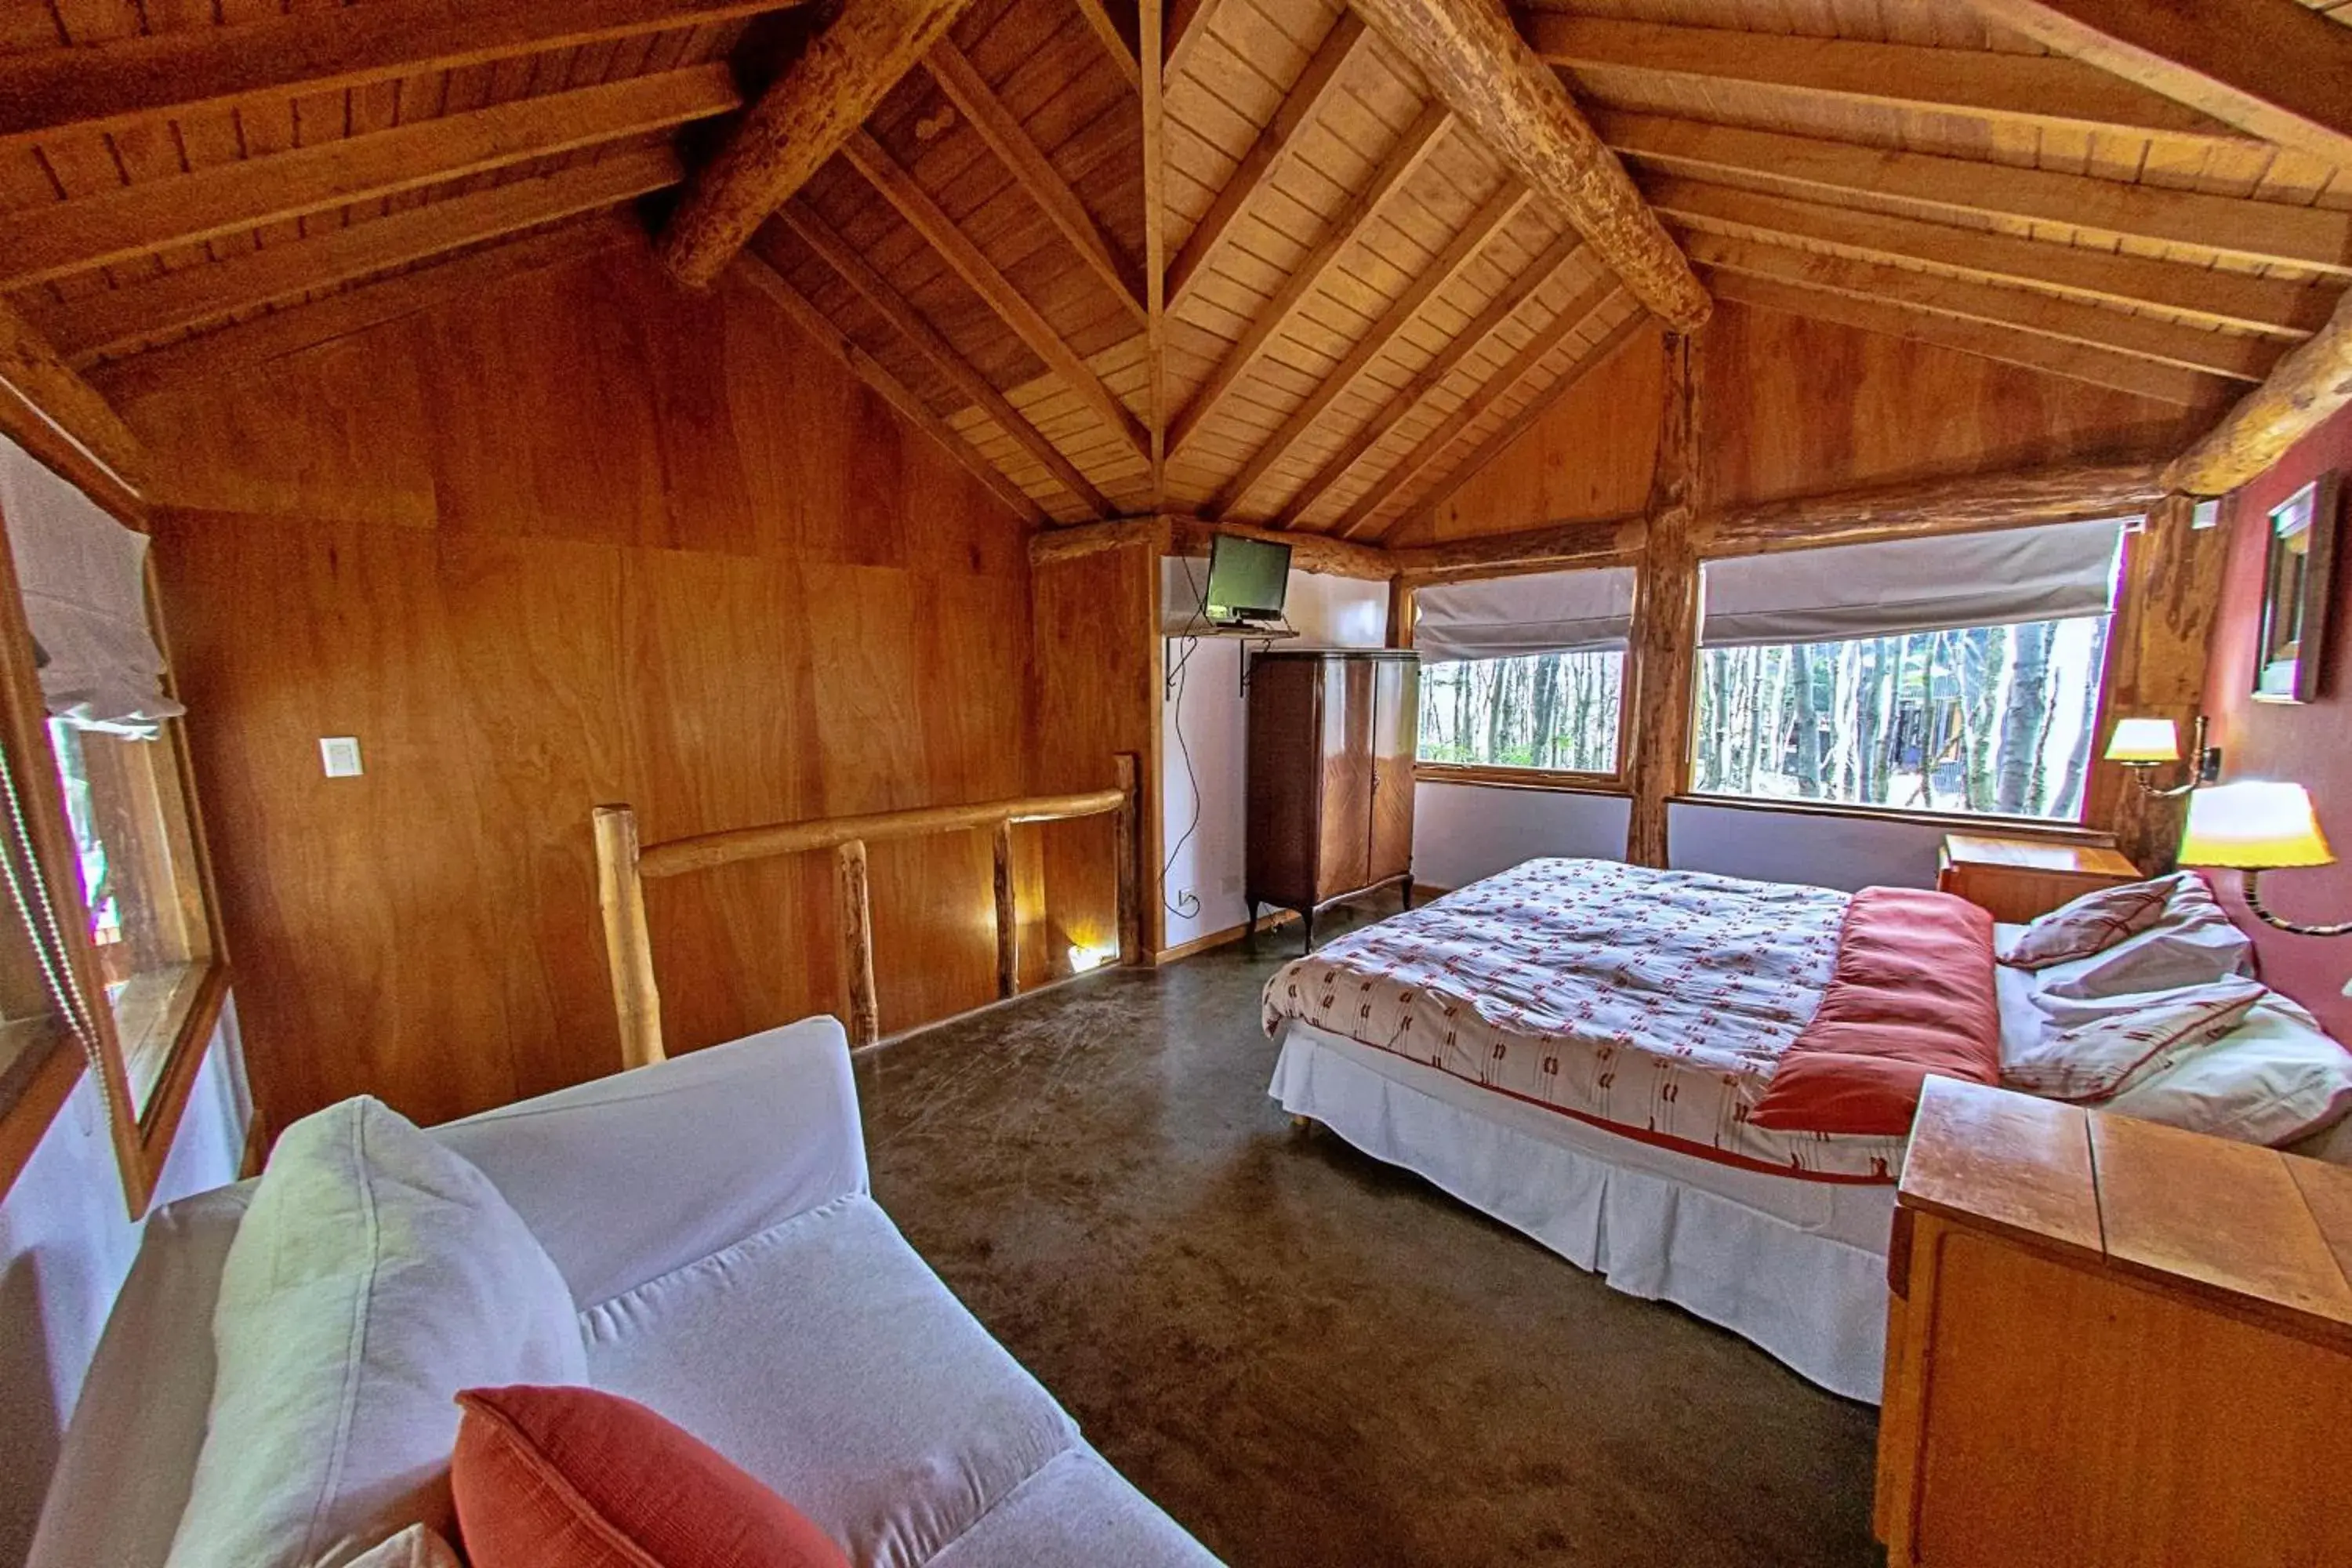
[{"xmin": 1245, "ymin": 649, "xmax": 1418, "ymax": 951}]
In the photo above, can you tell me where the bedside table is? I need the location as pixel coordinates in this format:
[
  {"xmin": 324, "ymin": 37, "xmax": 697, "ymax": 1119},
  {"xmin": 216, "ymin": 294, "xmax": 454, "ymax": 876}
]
[
  {"xmin": 1875, "ymin": 1079, "xmax": 2352, "ymax": 1566},
  {"xmin": 1936, "ymin": 832, "xmax": 2140, "ymax": 923}
]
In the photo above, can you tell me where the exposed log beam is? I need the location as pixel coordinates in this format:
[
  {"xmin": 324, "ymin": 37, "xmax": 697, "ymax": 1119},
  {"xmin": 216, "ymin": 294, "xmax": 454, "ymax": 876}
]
[
  {"xmin": 925, "ymin": 42, "xmax": 1146, "ymax": 325},
  {"xmin": 1624, "ymin": 329, "xmax": 1699, "ymax": 869},
  {"xmin": 1969, "ymin": 0, "xmax": 2352, "ymax": 170},
  {"xmin": 1169, "ymin": 102, "xmax": 1450, "ymax": 459},
  {"xmin": 1165, "ymin": 517, "xmax": 1395, "ymax": 579},
  {"xmin": 1028, "ymin": 515, "xmax": 1169, "ymax": 565},
  {"xmin": 0, "ymin": 0, "xmax": 792, "ymax": 149},
  {"xmin": 1385, "ymin": 314, "xmax": 1647, "ymax": 543},
  {"xmin": 1704, "ymin": 270, "xmax": 2220, "ymax": 408},
  {"xmin": 1214, "ymin": 183, "xmax": 1532, "ymax": 517},
  {"xmin": 2165, "ymin": 285, "xmax": 2352, "ymax": 497},
  {"xmin": 1600, "ymin": 111, "xmax": 2352, "ymax": 278},
  {"xmin": 1698, "ymin": 459, "xmax": 2171, "ymax": 557},
  {"xmin": 1648, "ymin": 178, "xmax": 2335, "ymax": 342},
  {"xmin": 1682, "ymin": 232, "xmax": 2277, "ymax": 384},
  {"xmin": 34, "ymin": 147, "xmax": 684, "ymax": 365},
  {"xmin": 736, "ymin": 252, "xmax": 1047, "ymax": 526},
  {"xmin": 1167, "ymin": 13, "xmax": 1367, "ymax": 313},
  {"xmin": 1334, "ymin": 277, "xmax": 1621, "ymax": 538},
  {"xmin": 775, "ymin": 202, "xmax": 1109, "ymax": 517},
  {"xmin": 1073, "ymin": 0, "xmax": 1145, "ymax": 89},
  {"xmin": 88, "ymin": 216, "xmax": 637, "ymax": 403},
  {"xmin": 1274, "ymin": 231, "xmax": 1585, "ymax": 528},
  {"xmin": 1390, "ymin": 513, "xmax": 1644, "ymax": 581},
  {"xmin": 1521, "ymin": 14, "xmax": 2255, "ymax": 147},
  {"xmin": 1143, "ymin": 0, "xmax": 1170, "ymax": 505},
  {"xmin": 843, "ymin": 131, "xmax": 1152, "ymax": 463},
  {"xmin": 657, "ymin": 0, "xmax": 972, "ymax": 289},
  {"xmin": 0, "ymin": 298, "xmax": 150, "ymax": 498},
  {"xmin": 1349, "ymin": 0, "xmax": 1709, "ymax": 330},
  {"xmin": 0, "ymin": 67, "xmax": 739, "ymax": 291}
]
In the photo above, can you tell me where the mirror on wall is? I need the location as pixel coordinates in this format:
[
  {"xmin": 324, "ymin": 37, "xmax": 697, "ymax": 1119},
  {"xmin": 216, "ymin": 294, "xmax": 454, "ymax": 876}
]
[{"xmin": 2256, "ymin": 472, "xmax": 2340, "ymax": 706}]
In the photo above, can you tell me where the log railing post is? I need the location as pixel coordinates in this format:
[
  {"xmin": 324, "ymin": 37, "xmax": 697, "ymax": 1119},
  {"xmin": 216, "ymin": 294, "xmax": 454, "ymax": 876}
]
[
  {"xmin": 992, "ymin": 817, "xmax": 1018, "ymax": 999},
  {"xmin": 837, "ymin": 837, "xmax": 880, "ymax": 1049},
  {"xmin": 1113, "ymin": 752, "xmax": 1141, "ymax": 966},
  {"xmin": 592, "ymin": 804, "xmax": 666, "ymax": 1069}
]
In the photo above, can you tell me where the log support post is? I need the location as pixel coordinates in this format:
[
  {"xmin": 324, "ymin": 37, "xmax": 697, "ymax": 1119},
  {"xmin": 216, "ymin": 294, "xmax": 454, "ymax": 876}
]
[
  {"xmin": 592, "ymin": 804, "xmax": 666, "ymax": 1069},
  {"xmin": 1114, "ymin": 752, "xmax": 1142, "ymax": 966},
  {"xmin": 837, "ymin": 837, "xmax": 879, "ymax": 1049},
  {"xmin": 992, "ymin": 818, "xmax": 1019, "ymax": 1000},
  {"xmin": 1624, "ymin": 332, "xmax": 1701, "ymax": 869}
]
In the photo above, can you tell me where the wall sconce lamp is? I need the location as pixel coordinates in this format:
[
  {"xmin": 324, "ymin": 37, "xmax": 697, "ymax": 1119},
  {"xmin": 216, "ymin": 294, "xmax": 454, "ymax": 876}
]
[
  {"xmin": 2103, "ymin": 715, "xmax": 2222, "ymax": 798},
  {"xmin": 2176, "ymin": 780, "xmax": 2350, "ymax": 937}
]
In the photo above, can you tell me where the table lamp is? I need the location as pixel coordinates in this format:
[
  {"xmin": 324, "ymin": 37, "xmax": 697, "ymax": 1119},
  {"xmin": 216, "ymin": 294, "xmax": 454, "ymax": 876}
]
[
  {"xmin": 2103, "ymin": 715, "xmax": 2220, "ymax": 798},
  {"xmin": 2176, "ymin": 779, "xmax": 2347, "ymax": 935}
]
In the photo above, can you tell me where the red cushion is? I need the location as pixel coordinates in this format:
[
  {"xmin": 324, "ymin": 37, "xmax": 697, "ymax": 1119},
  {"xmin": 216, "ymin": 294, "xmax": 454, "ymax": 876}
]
[{"xmin": 452, "ymin": 1385, "xmax": 848, "ymax": 1568}]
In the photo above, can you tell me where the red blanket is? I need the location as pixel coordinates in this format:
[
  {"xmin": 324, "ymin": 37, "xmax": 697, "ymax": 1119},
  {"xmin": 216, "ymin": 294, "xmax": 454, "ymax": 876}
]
[{"xmin": 1749, "ymin": 887, "xmax": 2000, "ymax": 1138}]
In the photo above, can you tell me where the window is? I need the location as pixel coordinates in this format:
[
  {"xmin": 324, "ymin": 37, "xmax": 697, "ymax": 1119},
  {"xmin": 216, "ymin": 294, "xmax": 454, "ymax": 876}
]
[
  {"xmin": 1411, "ymin": 564, "xmax": 1633, "ymax": 779},
  {"xmin": 1691, "ymin": 518, "xmax": 2126, "ymax": 823},
  {"xmin": 1691, "ymin": 617, "xmax": 2111, "ymax": 820}
]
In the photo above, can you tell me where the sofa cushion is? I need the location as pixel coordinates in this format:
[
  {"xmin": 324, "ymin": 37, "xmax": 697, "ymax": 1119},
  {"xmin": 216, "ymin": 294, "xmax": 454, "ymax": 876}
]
[
  {"xmin": 168, "ymin": 1097, "xmax": 586, "ymax": 1568},
  {"xmin": 583, "ymin": 1193, "xmax": 1078, "ymax": 1568},
  {"xmin": 452, "ymin": 1385, "xmax": 847, "ymax": 1568},
  {"xmin": 923, "ymin": 1450, "xmax": 1219, "ymax": 1568}
]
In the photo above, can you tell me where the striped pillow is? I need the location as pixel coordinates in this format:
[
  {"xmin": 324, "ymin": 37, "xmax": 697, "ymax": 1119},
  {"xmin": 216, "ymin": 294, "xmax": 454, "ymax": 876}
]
[
  {"xmin": 2002, "ymin": 976, "xmax": 2267, "ymax": 1102},
  {"xmin": 1997, "ymin": 873, "xmax": 2182, "ymax": 971}
]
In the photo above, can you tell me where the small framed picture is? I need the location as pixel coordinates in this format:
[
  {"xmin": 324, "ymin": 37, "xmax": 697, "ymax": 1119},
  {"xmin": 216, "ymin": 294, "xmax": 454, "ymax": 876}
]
[{"xmin": 2255, "ymin": 471, "xmax": 2339, "ymax": 704}]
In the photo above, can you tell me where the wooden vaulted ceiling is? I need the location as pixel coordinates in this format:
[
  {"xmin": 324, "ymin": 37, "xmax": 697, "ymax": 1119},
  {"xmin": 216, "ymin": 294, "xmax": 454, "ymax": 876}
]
[{"xmin": 3, "ymin": 0, "xmax": 2351, "ymax": 540}]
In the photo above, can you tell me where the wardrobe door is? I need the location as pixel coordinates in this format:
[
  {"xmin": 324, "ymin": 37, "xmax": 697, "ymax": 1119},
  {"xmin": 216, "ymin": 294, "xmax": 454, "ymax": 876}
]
[
  {"xmin": 1246, "ymin": 657, "xmax": 1320, "ymax": 913},
  {"xmin": 1315, "ymin": 658, "xmax": 1373, "ymax": 899},
  {"xmin": 1367, "ymin": 657, "xmax": 1417, "ymax": 884}
]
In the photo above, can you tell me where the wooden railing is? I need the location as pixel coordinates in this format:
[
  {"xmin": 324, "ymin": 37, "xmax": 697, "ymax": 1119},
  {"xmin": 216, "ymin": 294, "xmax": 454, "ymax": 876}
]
[{"xmin": 592, "ymin": 755, "xmax": 1139, "ymax": 1065}]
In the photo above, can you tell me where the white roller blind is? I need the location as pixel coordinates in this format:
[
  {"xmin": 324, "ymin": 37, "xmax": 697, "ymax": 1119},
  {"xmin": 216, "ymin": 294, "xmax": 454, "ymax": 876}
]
[
  {"xmin": 1699, "ymin": 517, "xmax": 2126, "ymax": 648},
  {"xmin": 1414, "ymin": 565, "xmax": 1635, "ymax": 662},
  {"xmin": 0, "ymin": 436, "xmax": 183, "ymax": 736}
]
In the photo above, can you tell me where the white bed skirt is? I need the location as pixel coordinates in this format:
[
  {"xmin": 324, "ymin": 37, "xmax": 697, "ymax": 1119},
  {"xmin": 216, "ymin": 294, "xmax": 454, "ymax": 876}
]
[{"xmin": 1269, "ymin": 1024, "xmax": 1894, "ymax": 1403}]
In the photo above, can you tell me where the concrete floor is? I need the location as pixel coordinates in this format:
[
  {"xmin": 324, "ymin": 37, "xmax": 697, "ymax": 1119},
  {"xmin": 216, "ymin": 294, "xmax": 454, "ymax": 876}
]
[{"xmin": 854, "ymin": 898, "xmax": 1885, "ymax": 1568}]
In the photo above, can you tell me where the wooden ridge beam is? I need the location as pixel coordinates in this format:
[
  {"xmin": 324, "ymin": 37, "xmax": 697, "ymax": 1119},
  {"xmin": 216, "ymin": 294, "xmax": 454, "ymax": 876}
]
[
  {"xmin": 658, "ymin": 0, "xmax": 971, "ymax": 289},
  {"xmin": 1214, "ymin": 182, "xmax": 1532, "ymax": 517},
  {"xmin": 1648, "ymin": 179, "xmax": 2334, "ymax": 342},
  {"xmin": 775, "ymin": 202, "xmax": 1109, "ymax": 517},
  {"xmin": 34, "ymin": 146, "xmax": 684, "ymax": 365},
  {"xmin": 1601, "ymin": 111, "xmax": 2352, "ymax": 279},
  {"xmin": 925, "ymin": 41, "xmax": 1146, "ymax": 325},
  {"xmin": 1704, "ymin": 268, "xmax": 2220, "ymax": 408},
  {"xmin": 0, "ymin": 66, "xmax": 739, "ymax": 291},
  {"xmin": 1350, "ymin": 0, "xmax": 1708, "ymax": 330},
  {"xmin": 1699, "ymin": 459, "xmax": 2171, "ymax": 557},
  {"xmin": 0, "ymin": 298, "xmax": 149, "ymax": 497},
  {"xmin": 1073, "ymin": 0, "xmax": 1144, "ymax": 89},
  {"xmin": 0, "ymin": 0, "xmax": 793, "ymax": 150},
  {"xmin": 1275, "ymin": 231, "xmax": 1584, "ymax": 528},
  {"xmin": 1167, "ymin": 13, "xmax": 1367, "ymax": 314},
  {"xmin": 2165, "ymin": 285, "xmax": 2352, "ymax": 498},
  {"xmin": 1385, "ymin": 313, "xmax": 1647, "ymax": 542},
  {"xmin": 1168, "ymin": 102, "xmax": 1451, "ymax": 459},
  {"xmin": 1522, "ymin": 14, "xmax": 2254, "ymax": 147},
  {"xmin": 1682, "ymin": 232, "xmax": 2277, "ymax": 384},
  {"xmin": 1333, "ymin": 276, "xmax": 1621, "ymax": 538},
  {"xmin": 736, "ymin": 252, "xmax": 1047, "ymax": 526},
  {"xmin": 89, "ymin": 215, "xmax": 637, "ymax": 402},
  {"xmin": 1969, "ymin": 0, "xmax": 2352, "ymax": 170},
  {"xmin": 843, "ymin": 130, "xmax": 1152, "ymax": 463},
  {"xmin": 1143, "ymin": 0, "xmax": 1169, "ymax": 505}
]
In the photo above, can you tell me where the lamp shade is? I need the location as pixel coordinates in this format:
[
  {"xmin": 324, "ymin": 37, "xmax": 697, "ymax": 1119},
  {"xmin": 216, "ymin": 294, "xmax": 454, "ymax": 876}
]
[
  {"xmin": 2103, "ymin": 717, "xmax": 2180, "ymax": 764},
  {"xmin": 2177, "ymin": 781, "xmax": 2336, "ymax": 869}
]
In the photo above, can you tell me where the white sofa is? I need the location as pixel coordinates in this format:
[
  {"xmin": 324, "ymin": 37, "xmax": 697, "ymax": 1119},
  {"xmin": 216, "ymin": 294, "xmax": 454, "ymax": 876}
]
[{"xmin": 31, "ymin": 1017, "xmax": 1221, "ymax": 1568}]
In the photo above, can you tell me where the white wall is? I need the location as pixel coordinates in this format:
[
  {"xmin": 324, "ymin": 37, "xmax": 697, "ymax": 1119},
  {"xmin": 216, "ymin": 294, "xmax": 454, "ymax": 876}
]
[
  {"xmin": 1157, "ymin": 564, "xmax": 1387, "ymax": 950},
  {"xmin": 1413, "ymin": 783, "xmax": 1632, "ymax": 891},
  {"xmin": 0, "ymin": 1006, "xmax": 249, "ymax": 1562}
]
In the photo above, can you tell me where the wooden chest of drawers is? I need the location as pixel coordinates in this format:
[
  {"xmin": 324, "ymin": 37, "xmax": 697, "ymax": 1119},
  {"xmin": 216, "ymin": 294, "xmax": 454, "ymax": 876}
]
[{"xmin": 1936, "ymin": 832, "xmax": 2141, "ymax": 924}]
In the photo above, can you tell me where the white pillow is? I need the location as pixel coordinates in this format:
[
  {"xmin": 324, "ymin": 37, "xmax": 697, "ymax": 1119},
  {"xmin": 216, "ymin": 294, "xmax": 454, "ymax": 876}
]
[
  {"xmin": 347, "ymin": 1527, "xmax": 461, "ymax": 1568},
  {"xmin": 2105, "ymin": 993, "xmax": 2352, "ymax": 1149},
  {"xmin": 167, "ymin": 1097, "xmax": 586, "ymax": 1568},
  {"xmin": 2004, "ymin": 976, "xmax": 2267, "ymax": 1102},
  {"xmin": 2036, "ymin": 873, "xmax": 2254, "ymax": 1001},
  {"xmin": 1997, "ymin": 873, "xmax": 2184, "ymax": 970}
]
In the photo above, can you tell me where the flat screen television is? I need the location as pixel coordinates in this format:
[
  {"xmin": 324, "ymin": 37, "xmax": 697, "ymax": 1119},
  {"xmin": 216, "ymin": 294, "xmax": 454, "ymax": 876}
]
[{"xmin": 1203, "ymin": 532, "xmax": 1290, "ymax": 626}]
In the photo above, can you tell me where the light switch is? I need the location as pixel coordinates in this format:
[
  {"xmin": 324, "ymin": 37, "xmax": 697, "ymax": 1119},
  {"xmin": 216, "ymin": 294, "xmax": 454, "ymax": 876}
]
[{"xmin": 320, "ymin": 736, "xmax": 363, "ymax": 778}]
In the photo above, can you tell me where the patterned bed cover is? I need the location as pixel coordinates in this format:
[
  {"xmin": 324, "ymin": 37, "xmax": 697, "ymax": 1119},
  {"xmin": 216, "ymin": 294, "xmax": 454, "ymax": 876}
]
[{"xmin": 1261, "ymin": 858, "xmax": 1909, "ymax": 1181}]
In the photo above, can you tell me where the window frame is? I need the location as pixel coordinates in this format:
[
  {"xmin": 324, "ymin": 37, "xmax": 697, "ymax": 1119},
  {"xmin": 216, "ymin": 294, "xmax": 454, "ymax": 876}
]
[{"xmin": 1406, "ymin": 630, "xmax": 1633, "ymax": 789}]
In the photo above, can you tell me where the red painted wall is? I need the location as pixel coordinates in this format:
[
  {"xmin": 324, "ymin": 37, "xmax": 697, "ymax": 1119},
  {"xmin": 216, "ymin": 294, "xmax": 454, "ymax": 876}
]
[{"xmin": 2201, "ymin": 402, "xmax": 2352, "ymax": 1042}]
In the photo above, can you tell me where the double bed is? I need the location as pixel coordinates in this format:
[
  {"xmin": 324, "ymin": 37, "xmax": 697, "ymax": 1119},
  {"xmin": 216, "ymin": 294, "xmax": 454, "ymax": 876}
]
[{"xmin": 1261, "ymin": 857, "xmax": 2350, "ymax": 1402}]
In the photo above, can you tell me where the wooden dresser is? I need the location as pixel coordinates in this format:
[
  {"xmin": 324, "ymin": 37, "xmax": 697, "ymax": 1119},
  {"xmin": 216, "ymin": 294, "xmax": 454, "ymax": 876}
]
[
  {"xmin": 1245, "ymin": 649, "xmax": 1417, "ymax": 951},
  {"xmin": 1877, "ymin": 1079, "xmax": 2352, "ymax": 1568},
  {"xmin": 1936, "ymin": 832, "xmax": 2141, "ymax": 923}
]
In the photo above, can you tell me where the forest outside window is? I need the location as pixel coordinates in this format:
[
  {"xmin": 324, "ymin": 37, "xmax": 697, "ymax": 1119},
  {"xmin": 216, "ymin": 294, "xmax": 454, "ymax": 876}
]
[
  {"xmin": 1692, "ymin": 519, "xmax": 2128, "ymax": 823},
  {"xmin": 1413, "ymin": 566, "xmax": 1634, "ymax": 780}
]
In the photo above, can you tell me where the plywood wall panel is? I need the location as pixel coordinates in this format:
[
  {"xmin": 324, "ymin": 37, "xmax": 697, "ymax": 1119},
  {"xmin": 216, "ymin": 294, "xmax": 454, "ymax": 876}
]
[{"xmin": 135, "ymin": 239, "xmax": 1045, "ymax": 1137}]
